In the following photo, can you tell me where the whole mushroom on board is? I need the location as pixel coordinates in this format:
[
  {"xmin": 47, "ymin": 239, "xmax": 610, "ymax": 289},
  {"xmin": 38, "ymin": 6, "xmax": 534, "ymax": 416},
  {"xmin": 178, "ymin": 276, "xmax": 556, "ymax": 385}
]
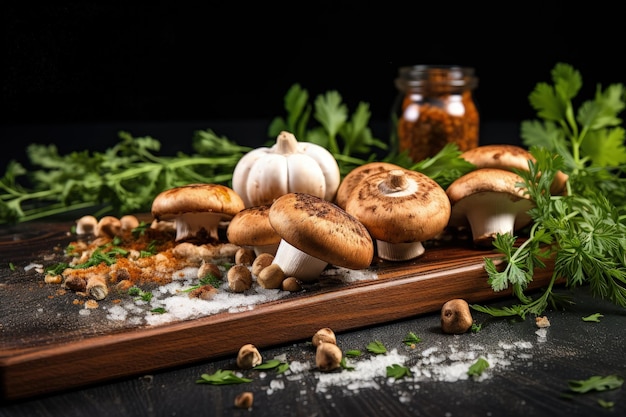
[
  {"xmin": 151, "ymin": 183, "xmax": 245, "ymax": 242},
  {"xmin": 460, "ymin": 144, "xmax": 569, "ymax": 195},
  {"xmin": 226, "ymin": 204, "xmax": 281, "ymax": 256},
  {"xmin": 268, "ymin": 192, "xmax": 374, "ymax": 282},
  {"xmin": 445, "ymin": 168, "xmax": 533, "ymax": 247},
  {"xmin": 345, "ymin": 169, "xmax": 451, "ymax": 261},
  {"xmin": 231, "ymin": 131, "xmax": 341, "ymax": 207},
  {"xmin": 334, "ymin": 161, "xmax": 403, "ymax": 210}
]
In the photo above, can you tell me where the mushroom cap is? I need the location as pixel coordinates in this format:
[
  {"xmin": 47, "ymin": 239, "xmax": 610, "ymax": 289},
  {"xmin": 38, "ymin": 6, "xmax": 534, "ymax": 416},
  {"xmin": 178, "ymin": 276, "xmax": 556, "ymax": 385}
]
[
  {"xmin": 345, "ymin": 169, "xmax": 451, "ymax": 243},
  {"xmin": 268, "ymin": 192, "xmax": 374, "ymax": 270},
  {"xmin": 335, "ymin": 161, "xmax": 404, "ymax": 209},
  {"xmin": 151, "ymin": 183, "xmax": 245, "ymax": 220},
  {"xmin": 226, "ymin": 204, "xmax": 281, "ymax": 247},
  {"xmin": 460, "ymin": 144, "xmax": 568, "ymax": 195},
  {"xmin": 446, "ymin": 168, "xmax": 533, "ymax": 233}
]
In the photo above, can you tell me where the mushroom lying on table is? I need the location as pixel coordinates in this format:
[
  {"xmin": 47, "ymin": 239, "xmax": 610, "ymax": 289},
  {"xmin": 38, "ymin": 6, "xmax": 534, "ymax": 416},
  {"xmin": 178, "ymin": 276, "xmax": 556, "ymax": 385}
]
[
  {"xmin": 268, "ymin": 192, "xmax": 374, "ymax": 282},
  {"xmin": 345, "ymin": 169, "xmax": 450, "ymax": 261},
  {"xmin": 445, "ymin": 168, "xmax": 533, "ymax": 247},
  {"xmin": 151, "ymin": 183, "xmax": 245, "ymax": 242},
  {"xmin": 460, "ymin": 144, "xmax": 569, "ymax": 195},
  {"xmin": 226, "ymin": 204, "xmax": 281, "ymax": 256}
]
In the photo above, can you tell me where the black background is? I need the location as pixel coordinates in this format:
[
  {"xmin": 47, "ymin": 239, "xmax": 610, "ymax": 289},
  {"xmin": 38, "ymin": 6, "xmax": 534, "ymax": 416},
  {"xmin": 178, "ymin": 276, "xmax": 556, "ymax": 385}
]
[{"xmin": 2, "ymin": 2, "xmax": 626, "ymax": 170}]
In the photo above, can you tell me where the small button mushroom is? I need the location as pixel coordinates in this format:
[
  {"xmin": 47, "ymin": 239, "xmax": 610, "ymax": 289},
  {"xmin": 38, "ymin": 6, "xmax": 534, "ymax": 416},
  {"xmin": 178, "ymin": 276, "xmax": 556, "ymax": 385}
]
[
  {"xmin": 345, "ymin": 169, "xmax": 451, "ymax": 261},
  {"xmin": 446, "ymin": 168, "xmax": 534, "ymax": 247},
  {"xmin": 75, "ymin": 215, "xmax": 98, "ymax": 235},
  {"xmin": 460, "ymin": 144, "xmax": 569, "ymax": 195},
  {"xmin": 316, "ymin": 342, "xmax": 342, "ymax": 372},
  {"xmin": 227, "ymin": 264, "xmax": 253, "ymax": 293},
  {"xmin": 237, "ymin": 344, "xmax": 262, "ymax": 369},
  {"xmin": 234, "ymin": 247, "xmax": 256, "ymax": 266},
  {"xmin": 335, "ymin": 161, "xmax": 403, "ymax": 209},
  {"xmin": 441, "ymin": 299, "xmax": 473, "ymax": 334},
  {"xmin": 256, "ymin": 263, "xmax": 285, "ymax": 289},
  {"xmin": 312, "ymin": 327, "xmax": 336, "ymax": 347},
  {"xmin": 95, "ymin": 216, "xmax": 122, "ymax": 238},
  {"xmin": 281, "ymin": 276, "xmax": 302, "ymax": 292},
  {"xmin": 251, "ymin": 253, "xmax": 274, "ymax": 277},
  {"xmin": 151, "ymin": 183, "xmax": 245, "ymax": 242},
  {"xmin": 120, "ymin": 214, "xmax": 140, "ymax": 232},
  {"xmin": 268, "ymin": 193, "xmax": 374, "ymax": 282},
  {"xmin": 226, "ymin": 204, "xmax": 281, "ymax": 256},
  {"xmin": 234, "ymin": 391, "xmax": 254, "ymax": 409}
]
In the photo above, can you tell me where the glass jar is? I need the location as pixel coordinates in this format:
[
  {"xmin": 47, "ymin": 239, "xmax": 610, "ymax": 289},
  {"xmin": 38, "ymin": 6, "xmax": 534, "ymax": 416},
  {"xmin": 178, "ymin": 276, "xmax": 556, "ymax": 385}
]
[{"xmin": 391, "ymin": 65, "xmax": 479, "ymax": 162}]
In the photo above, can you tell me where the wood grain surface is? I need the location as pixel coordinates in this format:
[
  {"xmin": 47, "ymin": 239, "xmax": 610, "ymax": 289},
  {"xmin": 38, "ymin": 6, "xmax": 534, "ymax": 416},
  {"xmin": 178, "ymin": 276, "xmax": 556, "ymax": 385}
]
[{"xmin": 0, "ymin": 221, "xmax": 556, "ymax": 401}]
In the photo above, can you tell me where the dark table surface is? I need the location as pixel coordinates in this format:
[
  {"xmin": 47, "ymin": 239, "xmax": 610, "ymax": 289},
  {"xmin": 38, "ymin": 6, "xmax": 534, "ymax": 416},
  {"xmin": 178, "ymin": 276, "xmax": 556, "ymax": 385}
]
[
  {"xmin": 1, "ymin": 121, "xmax": 625, "ymax": 417},
  {"xmin": 1, "ymin": 283, "xmax": 624, "ymax": 417}
]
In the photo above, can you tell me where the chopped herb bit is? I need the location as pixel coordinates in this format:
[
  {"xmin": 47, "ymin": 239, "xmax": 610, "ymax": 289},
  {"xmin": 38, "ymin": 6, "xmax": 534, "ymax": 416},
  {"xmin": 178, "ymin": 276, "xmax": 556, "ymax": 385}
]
[
  {"xmin": 345, "ymin": 349, "xmax": 362, "ymax": 358},
  {"xmin": 471, "ymin": 323, "xmax": 482, "ymax": 332},
  {"xmin": 467, "ymin": 357, "xmax": 490, "ymax": 377},
  {"xmin": 598, "ymin": 399, "xmax": 615, "ymax": 409},
  {"xmin": 196, "ymin": 369, "xmax": 252, "ymax": 385},
  {"xmin": 150, "ymin": 307, "xmax": 166, "ymax": 314},
  {"xmin": 402, "ymin": 332, "xmax": 422, "ymax": 346},
  {"xmin": 582, "ymin": 313, "xmax": 604, "ymax": 322},
  {"xmin": 366, "ymin": 340, "xmax": 387, "ymax": 355},
  {"xmin": 340, "ymin": 357, "xmax": 355, "ymax": 371},
  {"xmin": 386, "ymin": 364, "xmax": 411, "ymax": 380},
  {"xmin": 8, "ymin": 262, "xmax": 15, "ymax": 271},
  {"xmin": 567, "ymin": 375, "xmax": 624, "ymax": 394},
  {"xmin": 253, "ymin": 359, "xmax": 289, "ymax": 373}
]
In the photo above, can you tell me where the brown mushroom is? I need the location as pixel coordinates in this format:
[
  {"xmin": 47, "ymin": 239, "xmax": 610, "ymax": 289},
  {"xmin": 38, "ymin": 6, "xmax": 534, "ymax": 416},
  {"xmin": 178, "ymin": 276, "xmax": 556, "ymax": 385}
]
[
  {"xmin": 335, "ymin": 161, "xmax": 403, "ymax": 209},
  {"xmin": 226, "ymin": 204, "xmax": 281, "ymax": 256},
  {"xmin": 446, "ymin": 168, "xmax": 533, "ymax": 247},
  {"xmin": 151, "ymin": 183, "xmax": 245, "ymax": 242},
  {"xmin": 345, "ymin": 169, "xmax": 451, "ymax": 261},
  {"xmin": 441, "ymin": 299, "xmax": 473, "ymax": 334},
  {"xmin": 268, "ymin": 193, "xmax": 374, "ymax": 282},
  {"xmin": 460, "ymin": 144, "xmax": 569, "ymax": 195}
]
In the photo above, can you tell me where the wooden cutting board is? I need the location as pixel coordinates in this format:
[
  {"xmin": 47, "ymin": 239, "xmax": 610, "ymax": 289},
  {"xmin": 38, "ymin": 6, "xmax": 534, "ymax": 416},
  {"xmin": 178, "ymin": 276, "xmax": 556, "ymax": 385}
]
[{"xmin": 0, "ymin": 221, "xmax": 556, "ymax": 401}]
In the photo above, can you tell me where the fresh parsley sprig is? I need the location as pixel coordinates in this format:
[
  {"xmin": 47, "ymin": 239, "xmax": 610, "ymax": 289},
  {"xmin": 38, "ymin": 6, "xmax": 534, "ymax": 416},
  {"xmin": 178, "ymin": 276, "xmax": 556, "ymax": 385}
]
[
  {"xmin": 0, "ymin": 130, "xmax": 250, "ymax": 224},
  {"xmin": 474, "ymin": 63, "xmax": 626, "ymax": 319}
]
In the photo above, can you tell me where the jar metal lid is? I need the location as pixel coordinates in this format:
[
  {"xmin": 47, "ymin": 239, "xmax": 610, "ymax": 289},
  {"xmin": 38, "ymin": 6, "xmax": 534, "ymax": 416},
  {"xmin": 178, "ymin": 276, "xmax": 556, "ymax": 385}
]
[{"xmin": 395, "ymin": 65, "xmax": 478, "ymax": 91}]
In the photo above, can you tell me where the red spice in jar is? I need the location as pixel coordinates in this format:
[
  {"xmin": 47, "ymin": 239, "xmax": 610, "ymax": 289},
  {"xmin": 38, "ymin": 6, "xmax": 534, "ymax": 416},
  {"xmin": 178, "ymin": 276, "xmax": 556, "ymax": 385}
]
[{"xmin": 393, "ymin": 66, "xmax": 479, "ymax": 162}]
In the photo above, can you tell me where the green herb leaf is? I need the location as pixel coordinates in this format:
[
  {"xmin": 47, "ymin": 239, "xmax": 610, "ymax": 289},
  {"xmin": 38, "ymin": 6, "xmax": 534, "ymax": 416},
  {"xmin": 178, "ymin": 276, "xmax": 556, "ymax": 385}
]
[
  {"xmin": 386, "ymin": 364, "xmax": 411, "ymax": 380},
  {"xmin": 567, "ymin": 375, "xmax": 624, "ymax": 394},
  {"xmin": 467, "ymin": 357, "xmax": 490, "ymax": 377},
  {"xmin": 253, "ymin": 359, "xmax": 289, "ymax": 374},
  {"xmin": 196, "ymin": 369, "xmax": 252, "ymax": 385},
  {"xmin": 345, "ymin": 349, "xmax": 362, "ymax": 358},
  {"xmin": 402, "ymin": 332, "xmax": 422, "ymax": 347},
  {"xmin": 582, "ymin": 313, "xmax": 604, "ymax": 322},
  {"xmin": 366, "ymin": 340, "xmax": 387, "ymax": 355}
]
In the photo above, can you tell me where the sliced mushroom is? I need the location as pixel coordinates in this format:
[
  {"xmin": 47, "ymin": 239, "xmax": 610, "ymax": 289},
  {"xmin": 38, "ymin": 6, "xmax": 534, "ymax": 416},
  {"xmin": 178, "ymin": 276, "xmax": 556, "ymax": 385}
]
[
  {"xmin": 335, "ymin": 161, "xmax": 403, "ymax": 209},
  {"xmin": 345, "ymin": 169, "xmax": 451, "ymax": 261},
  {"xmin": 151, "ymin": 183, "xmax": 245, "ymax": 242},
  {"xmin": 460, "ymin": 144, "xmax": 568, "ymax": 195},
  {"xmin": 226, "ymin": 204, "xmax": 281, "ymax": 256},
  {"xmin": 446, "ymin": 168, "xmax": 533, "ymax": 247},
  {"xmin": 268, "ymin": 193, "xmax": 374, "ymax": 282}
]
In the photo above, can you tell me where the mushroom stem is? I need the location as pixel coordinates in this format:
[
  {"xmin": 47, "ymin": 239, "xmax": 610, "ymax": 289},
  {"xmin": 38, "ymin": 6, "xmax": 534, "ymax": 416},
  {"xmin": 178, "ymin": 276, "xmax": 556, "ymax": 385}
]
[
  {"xmin": 271, "ymin": 239, "xmax": 328, "ymax": 282},
  {"xmin": 376, "ymin": 240, "xmax": 425, "ymax": 261},
  {"xmin": 175, "ymin": 212, "xmax": 221, "ymax": 241},
  {"xmin": 465, "ymin": 201, "xmax": 530, "ymax": 246}
]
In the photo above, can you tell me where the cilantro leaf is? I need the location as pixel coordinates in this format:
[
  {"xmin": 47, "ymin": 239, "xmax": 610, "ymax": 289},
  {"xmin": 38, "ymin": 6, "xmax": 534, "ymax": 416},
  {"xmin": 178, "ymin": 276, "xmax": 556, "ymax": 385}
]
[{"xmin": 366, "ymin": 340, "xmax": 387, "ymax": 355}]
